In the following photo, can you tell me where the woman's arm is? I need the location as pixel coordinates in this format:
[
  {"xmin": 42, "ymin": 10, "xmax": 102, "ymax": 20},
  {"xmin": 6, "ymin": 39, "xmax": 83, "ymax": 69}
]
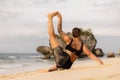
[
  {"xmin": 47, "ymin": 11, "xmax": 59, "ymax": 37},
  {"xmin": 83, "ymin": 44, "xmax": 103, "ymax": 64},
  {"xmin": 57, "ymin": 12, "xmax": 62, "ymax": 33},
  {"xmin": 57, "ymin": 12, "xmax": 71, "ymax": 44}
]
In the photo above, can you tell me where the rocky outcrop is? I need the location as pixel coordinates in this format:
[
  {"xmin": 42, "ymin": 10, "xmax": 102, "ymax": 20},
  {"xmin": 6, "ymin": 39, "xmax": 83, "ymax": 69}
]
[
  {"xmin": 107, "ymin": 52, "xmax": 115, "ymax": 58},
  {"xmin": 37, "ymin": 28, "xmax": 103, "ymax": 59},
  {"xmin": 92, "ymin": 48, "xmax": 104, "ymax": 57},
  {"xmin": 36, "ymin": 34, "xmax": 66, "ymax": 59},
  {"xmin": 118, "ymin": 50, "xmax": 120, "ymax": 56},
  {"xmin": 80, "ymin": 28, "xmax": 97, "ymax": 51},
  {"xmin": 37, "ymin": 46, "xmax": 53, "ymax": 59}
]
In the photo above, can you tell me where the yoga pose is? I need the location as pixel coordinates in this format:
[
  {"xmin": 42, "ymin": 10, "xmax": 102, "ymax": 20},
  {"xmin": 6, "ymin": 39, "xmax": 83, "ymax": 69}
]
[{"xmin": 47, "ymin": 11, "xmax": 103, "ymax": 71}]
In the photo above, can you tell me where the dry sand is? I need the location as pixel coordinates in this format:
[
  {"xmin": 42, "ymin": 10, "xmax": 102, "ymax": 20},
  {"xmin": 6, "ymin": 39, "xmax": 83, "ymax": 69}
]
[{"xmin": 0, "ymin": 58, "xmax": 120, "ymax": 80}]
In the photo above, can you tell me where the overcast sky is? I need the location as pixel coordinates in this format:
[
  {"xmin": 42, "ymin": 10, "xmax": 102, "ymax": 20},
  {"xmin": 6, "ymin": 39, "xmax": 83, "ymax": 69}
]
[{"xmin": 0, "ymin": 0, "xmax": 120, "ymax": 53}]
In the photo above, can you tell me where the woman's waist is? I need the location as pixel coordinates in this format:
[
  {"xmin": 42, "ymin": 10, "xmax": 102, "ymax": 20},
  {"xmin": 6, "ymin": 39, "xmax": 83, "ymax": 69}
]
[{"xmin": 65, "ymin": 50, "xmax": 78, "ymax": 62}]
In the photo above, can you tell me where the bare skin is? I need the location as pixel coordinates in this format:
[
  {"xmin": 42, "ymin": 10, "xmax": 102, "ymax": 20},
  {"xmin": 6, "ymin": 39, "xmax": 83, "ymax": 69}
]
[
  {"xmin": 47, "ymin": 12, "xmax": 61, "ymax": 71},
  {"xmin": 47, "ymin": 11, "xmax": 103, "ymax": 72},
  {"xmin": 47, "ymin": 12, "xmax": 61, "ymax": 49}
]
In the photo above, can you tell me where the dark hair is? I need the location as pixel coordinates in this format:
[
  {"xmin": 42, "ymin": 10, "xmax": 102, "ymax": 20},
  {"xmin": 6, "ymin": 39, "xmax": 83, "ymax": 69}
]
[{"xmin": 72, "ymin": 27, "xmax": 81, "ymax": 38}]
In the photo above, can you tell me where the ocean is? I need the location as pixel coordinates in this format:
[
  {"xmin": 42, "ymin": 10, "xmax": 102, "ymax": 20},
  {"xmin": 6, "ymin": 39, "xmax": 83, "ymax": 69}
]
[
  {"xmin": 0, "ymin": 53, "xmax": 55, "ymax": 75},
  {"xmin": 0, "ymin": 53, "xmax": 110, "ymax": 75}
]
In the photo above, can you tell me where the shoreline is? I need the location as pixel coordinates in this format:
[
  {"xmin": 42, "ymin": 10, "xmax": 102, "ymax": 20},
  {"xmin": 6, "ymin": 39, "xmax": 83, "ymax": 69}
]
[{"xmin": 0, "ymin": 58, "xmax": 120, "ymax": 80}]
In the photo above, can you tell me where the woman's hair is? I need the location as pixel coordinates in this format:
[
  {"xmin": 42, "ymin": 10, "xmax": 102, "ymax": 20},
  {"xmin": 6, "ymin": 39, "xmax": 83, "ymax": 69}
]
[{"xmin": 72, "ymin": 27, "xmax": 81, "ymax": 38}]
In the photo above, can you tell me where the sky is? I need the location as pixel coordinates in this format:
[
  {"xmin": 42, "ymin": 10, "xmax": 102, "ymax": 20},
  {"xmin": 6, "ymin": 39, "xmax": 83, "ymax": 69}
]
[{"xmin": 0, "ymin": 0, "xmax": 120, "ymax": 53}]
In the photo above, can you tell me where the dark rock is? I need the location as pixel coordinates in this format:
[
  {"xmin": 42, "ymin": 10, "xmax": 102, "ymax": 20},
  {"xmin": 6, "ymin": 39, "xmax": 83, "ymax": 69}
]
[
  {"xmin": 67, "ymin": 28, "xmax": 97, "ymax": 51},
  {"xmin": 81, "ymin": 35, "xmax": 97, "ymax": 51},
  {"xmin": 107, "ymin": 52, "xmax": 115, "ymax": 58},
  {"xmin": 79, "ymin": 52, "xmax": 86, "ymax": 58},
  {"xmin": 93, "ymin": 48, "xmax": 104, "ymax": 57},
  {"xmin": 37, "ymin": 46, "xmax": 53, "ymax": 59},
  {"xmin": 36, "ymin": 28, "xmax": 102, "ymax": 59},
  {"xmin": 118, "ymin": 50, "xmax": 120, "ymax": 56}
]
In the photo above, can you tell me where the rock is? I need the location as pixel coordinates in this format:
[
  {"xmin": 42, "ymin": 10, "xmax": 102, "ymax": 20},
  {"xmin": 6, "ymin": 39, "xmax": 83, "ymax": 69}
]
[
  {"xmin": 67, "ymin": 28, "xmax": 97, "ymax": 51},
  {"xmin": 79, "ymin": 52, "xmax": 86, "ymax": 58},
  {"xmin": 93, "ymin": 48, "xmax": 104, "ymax": 57},
  {"xmin": 81, "ymin": 35, "xmax": 97, "ymax": 51},
  {"xmin": 107, "ymin": 52, "xmax": 115, "ymax": 58},
  {"xmin": 36, "ymin": 34, "xmax": 66, "ymax": 59},
  {"xmin": 37, "ymin": 46, "xmax": 53, "ymax": 59},
  {"xmin": 54, "ymin": 34, "xmax": 66, "ymax": 49},
  {"xmin": 118, "ymin": 49, "xmax": 120, "ymax": 56},
  {"xmin": 36, "ymin": 28, "xmax": 102, "ymax": 59}
]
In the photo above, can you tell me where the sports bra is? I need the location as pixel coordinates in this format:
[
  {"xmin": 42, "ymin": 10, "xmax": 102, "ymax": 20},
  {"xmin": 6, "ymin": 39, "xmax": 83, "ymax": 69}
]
[{"xmin": 65, "ymin": 39, "xmax": 83, "ymax": 57}]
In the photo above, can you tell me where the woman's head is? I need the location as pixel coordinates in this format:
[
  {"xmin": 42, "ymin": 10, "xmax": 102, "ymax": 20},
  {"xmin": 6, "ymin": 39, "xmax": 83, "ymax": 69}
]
[{"xmin": 72, "ymin": 27, "xmax": 81, "ymax": 38}]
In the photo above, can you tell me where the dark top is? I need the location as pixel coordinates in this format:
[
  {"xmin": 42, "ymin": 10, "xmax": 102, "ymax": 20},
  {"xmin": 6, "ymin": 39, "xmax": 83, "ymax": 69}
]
[{"xmin": 65, "ymin": 39, "xmax": 83, "ymax": 56}]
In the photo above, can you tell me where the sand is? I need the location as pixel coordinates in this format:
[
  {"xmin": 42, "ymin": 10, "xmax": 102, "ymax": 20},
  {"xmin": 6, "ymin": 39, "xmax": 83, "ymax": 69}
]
[{"xmin": 0, "ymin": 58, "xmax": 120, "ymax": 80}]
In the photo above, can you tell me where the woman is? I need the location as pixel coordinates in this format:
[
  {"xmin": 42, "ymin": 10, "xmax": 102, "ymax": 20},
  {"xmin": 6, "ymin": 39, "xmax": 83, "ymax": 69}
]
[{"xmin": 47, "ymin": 11, "xmax": 103, "ymax": 71}]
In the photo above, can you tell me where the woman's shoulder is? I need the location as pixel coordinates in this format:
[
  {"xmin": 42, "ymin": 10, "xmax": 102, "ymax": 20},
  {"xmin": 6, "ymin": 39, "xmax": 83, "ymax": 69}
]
[{"xmin": 66, "ymin": 38, "xmax": 73, "ymax": 45}]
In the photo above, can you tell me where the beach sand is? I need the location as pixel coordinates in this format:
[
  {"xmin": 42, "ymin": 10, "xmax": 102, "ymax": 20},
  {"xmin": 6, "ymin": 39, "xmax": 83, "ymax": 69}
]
[{"xmin": 0, "ymin": 58, "xmax": 120, "ymax": 80}]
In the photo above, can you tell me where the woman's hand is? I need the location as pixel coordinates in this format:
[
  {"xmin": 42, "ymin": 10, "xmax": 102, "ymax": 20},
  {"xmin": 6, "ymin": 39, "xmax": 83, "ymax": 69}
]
[
  {"xmin": 57, "ymin": 12, "xmax": 62, "ymax": 19},
  {"xmin": 48, "ymin": 11, "xmax": 59, "ymax": 18}
]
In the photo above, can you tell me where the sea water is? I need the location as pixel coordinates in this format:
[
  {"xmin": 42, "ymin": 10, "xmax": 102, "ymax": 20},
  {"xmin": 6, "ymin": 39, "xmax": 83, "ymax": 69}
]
[
  {"xmin": 0, "ymin": 53, "xmax": 55, "ymax": 75},
  {"xmin": 0, "ymin": 53, "xmax": 86, "ymax": 75},
  {"xmin": 0, "ymin": 53, "xmax": 108, "ymax": 75}
]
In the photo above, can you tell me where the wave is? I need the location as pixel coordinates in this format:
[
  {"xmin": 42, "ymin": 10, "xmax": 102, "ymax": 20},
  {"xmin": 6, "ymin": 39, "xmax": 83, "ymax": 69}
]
[
  {"xmin": 0, "ymin": 64, "xmax": 24, "ymax": 68},
  {"xmin": 0, "ymin": 53, "xmax": 54, "ymax": 74},
  {"xmin": 8, "ymin": 56, "xmax": 17, "ymax": 59}
]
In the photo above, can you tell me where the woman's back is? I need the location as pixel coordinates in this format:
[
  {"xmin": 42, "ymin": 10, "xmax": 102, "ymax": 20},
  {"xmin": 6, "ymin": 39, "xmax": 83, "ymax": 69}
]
[{"xmin": 65, "ymin": 38, "xmax": 83, "ymax": 57}]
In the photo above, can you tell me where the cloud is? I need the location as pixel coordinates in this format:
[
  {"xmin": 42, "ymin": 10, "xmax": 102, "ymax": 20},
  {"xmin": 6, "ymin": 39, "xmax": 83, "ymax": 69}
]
[{"xmin": 0, "ymin": 0, "xmax": 120, "ymax": 53}]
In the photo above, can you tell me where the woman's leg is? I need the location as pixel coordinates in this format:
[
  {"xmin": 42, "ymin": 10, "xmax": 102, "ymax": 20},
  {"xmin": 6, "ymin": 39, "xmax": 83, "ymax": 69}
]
[
  {"xmin": 47, "ymin": 12, "xmax": 60, "ymax": 71},
  {"xmin": 47, "ymin": 12, "xmax": 60, "ymax": 49}
]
